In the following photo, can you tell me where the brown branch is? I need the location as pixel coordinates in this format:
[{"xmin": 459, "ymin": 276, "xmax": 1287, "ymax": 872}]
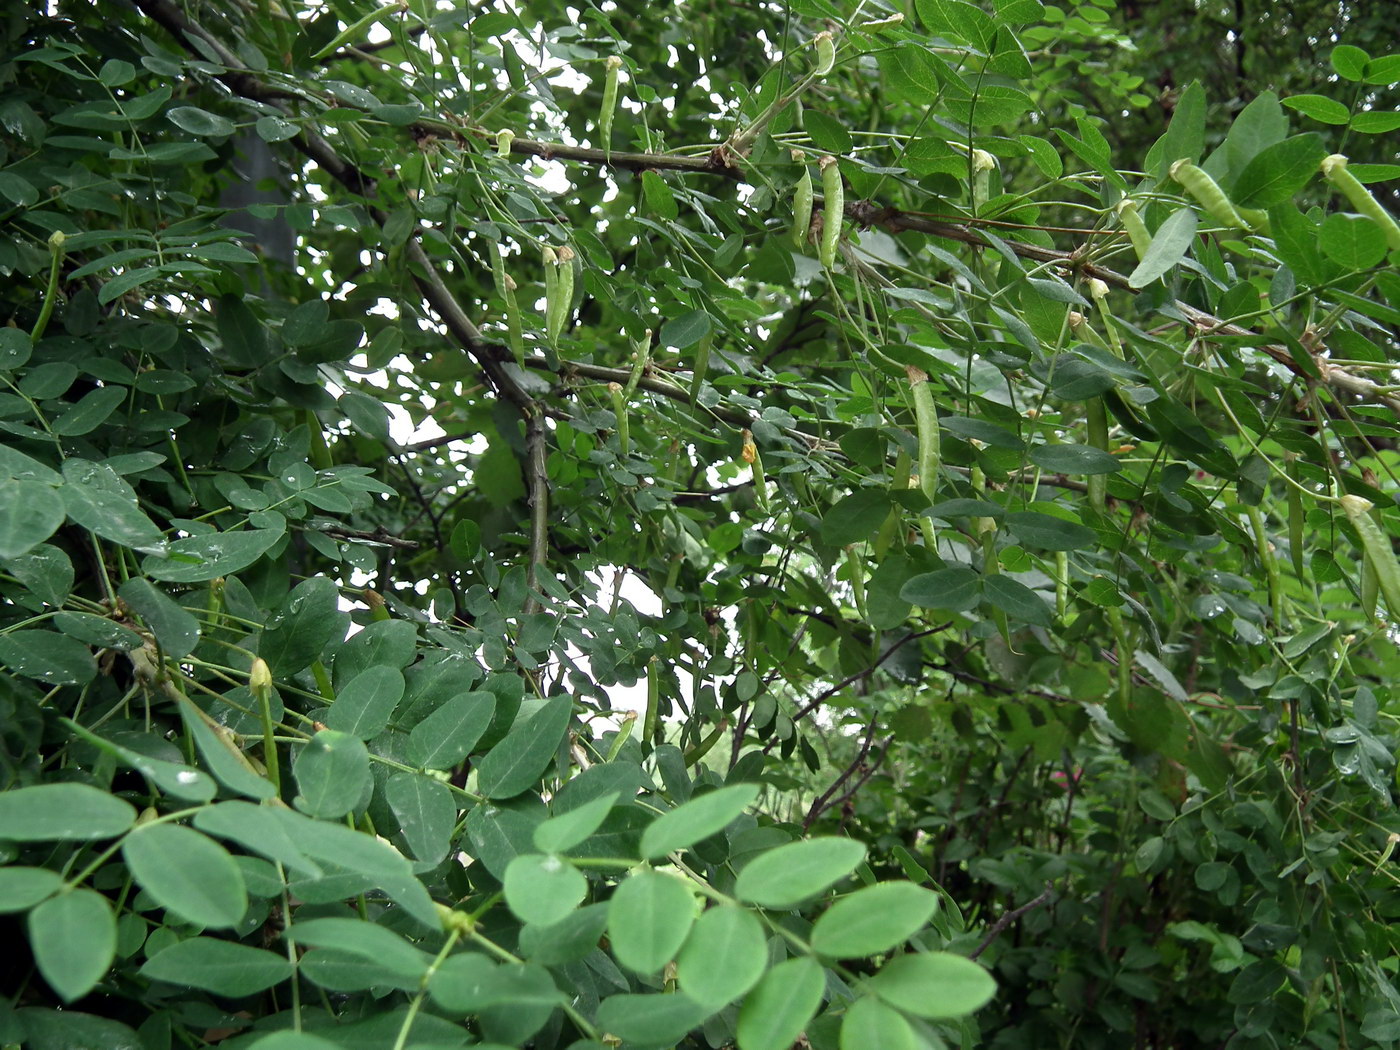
[
  {"xmin": 804, "ymin": 714, "xmax": 881, "ymax": 830},
  {"xmin": 969, "ymin": 883, "xmax": 1054, "ymax": 960},
  {"xmin": 787, "ymin": 625, "xmax": 948, "ymax": 728},
  {"xmin": 312, "ymin": 525, "xmax": 419, "ymax": 550},
  {"xmin": 502, "ymin": 135, "xmax": 745, "ymax": 181},
  {"xmin": 523, "ymin": 409, "xmax": 550, "ymax": 615}
]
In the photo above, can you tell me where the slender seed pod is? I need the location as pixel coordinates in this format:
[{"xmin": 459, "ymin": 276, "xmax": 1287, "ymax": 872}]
[
  {"xmin": 31, "ymin": 230, "xmax": 65, "ymax": 341},
  {"xmin": 813, "ymin": 30, "xmax": 835, "ymax": 76},
  {"xmin": 1361, "ymin": 553, "xmax": 1379, "ymax": 621},
  {"xmin": 555, "ymin": 245, "xmax": 576, "ymax": 337},
  {"xmin": 791, "ymin": 153, "xmax": 814, "ymax": 249},
  {"xmin": 542, "ymin": 245, "xmax": 560, "ymax": 341},
  {"xmin": 496, "ymin": 128, "xmax": 514, "ymax": 157},
  {"xmin": 1286, "ymin": 456, "xmax": 1306, "ymax": 578},
  {"xmin": 599, "ymin": 55, "xmax": 622, "ymax": 159},
  {"xmin": 818, "ymin": 155, "xmax": 842, "ymax": 269},
  {"xmin": 1340, "ymin": 494, "xmax": 1400, "ymax": 617},
  {"xmin": 1170, "ymin": 160, "xmax": 1251, "ymax": 230},
  {"xmin": 971, "ymin": 149, "xmax": 996, "ymax": 213},
  {"xmin": 859, "ymin": 11, "xmax": 904, "ymax": 30},
  {"xmin": 1115, "ymin": 198, "xmax": 1152, "ymax": 259},
  {"xmin": 249, "ymin": 657, "xmax": 280, "ymax": 792},
  {"xmin": 1322, "ymin": 154, "xmax": 1400, "ymax": 250},
  {"xmin": 608, "ymin": 381, "xmax": 629, "ymax": 454},
  {"xmin": 907, "ymin": 365, "xmax": 940, "ymax": 507}
]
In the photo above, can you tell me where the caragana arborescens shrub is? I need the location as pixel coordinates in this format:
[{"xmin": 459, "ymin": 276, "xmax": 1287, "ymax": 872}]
[{"xmin": 1, "ymin": 1, "xmax": 1399, "ymax": 1049}]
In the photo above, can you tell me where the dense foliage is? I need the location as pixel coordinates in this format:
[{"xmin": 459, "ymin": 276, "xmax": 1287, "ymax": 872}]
[{"xmin": 3, "ymin": 1, "xmax": 1400, "ymax": 1048}]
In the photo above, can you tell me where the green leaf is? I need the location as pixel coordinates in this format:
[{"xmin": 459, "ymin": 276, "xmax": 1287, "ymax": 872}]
[
  {"xmin": 1319, "ymin": 212, "xmax": 1388, "ymax": 270},
  {"xmin": 141, "ymin": 938, "xmax": 295, "ymax": 996},
  {"xmin": 62, "ymin": 719, "xmax": 216, "ymax": 802},
  {"xmin": 736, "ymin": 956, "xmax": 825, "ymax": 1050},
  {"xmin": 143, "ymin": 528, "xmax": 282, "ymax": 583},
  {"xmin": 641, "ymin": 782, "xmax": 758, "ymax": 859},
  {"xmin": 123, "ymin": 823, "xmax": 248, "ymax": 928},
  {"xmin": 1146, "ymin": 80, "xmax": 1205, "ymax": 181},
  {"xmin": 0, "ymin": 480, "xmax": 65, "ymax": 558},
  {"xmin": 117, "ymin": 578, "xmax": 200, "ymax": 657},
  {"xmin": 1281, "ymin": 93, "xmax": 1351, "ymax": 125},
  {"xmin": 735, "ymin": 837, "xmax": 867, "ymax": 908},
  {"xmin": 504, "ymin": 853, "xmax": 588, "ymax": 926},
  {"xmin": 323, "ymin": 665, "xmax": 404, "ymax": 739},
  {"xmin": 246, "ymin": 1033, "xmax": 342, "ymax": 1050},
  {"xmin": 943, "ymin": 415, "xmax": 1025, "ymax": 449},
  {"xmin": 535, "ymin": 791, "xmax": 619, "ymax": 853},
  {"xmin": 1351, "ymin": 110, "xmax": 1400, "ymax": 134},
  {"xmin": 518, "ymin": 903, "xmax": 611, "ymax": 966},
  {"xmin": 805, "ymin": 109, "xmax": 852, "ymax": 154},
  {"xmin": 0, "ymin": 867, "xmax": 64, "ymax": 912},
  {"xmin": 868, "ymin": 951, "xmax": 997, "ymax": 1018},
  {"xmin": 840, "ymin": 995, "xmax": 918, "ymax": 1050},
  {"xmin": 29, "ymin": 890, "xmax": 116, "ymax": 1002},
  {"xmin": 475, "ymin": 694, "xmax": 571, "ymax": 798},
  {"xmin": 983, "ymin": 574, "xmax": 1054, "ymax": 626},
  {"xmin": 1330, "ymin": 44, "xmax": 1370, "ymax": 81},
  {"xmin": 407, "ymin": 689, "xmax": 496, "ymax": 769},
  {"xmin": 288, "ymin": 917, "xmax": 432, "ymax": 984},
  {"xmin": 430, "ymin": 956, "xmax": 560, "ymax": 1012},
  {"xmin": 900, "ymin": 566, "xmax": 980, "ymax": 611},
  {"xmin": 607, "ymin": 868, "xmax": 697, "ymax": 974},
  {"xmin": 179, "ymin": 703, "xmax": 279, "ymax": 801},
  {"xmin": 259, "ymin": 576, "xmax": 343, "ymax": 675},
  {"xmin": 0, "ymin": 327, "xmax": 33, "ymax": 370},
  {"xmin": 51, "ymin": 385, "xmax": 127, "ymax": 436},
  {"xmin": 820, "ymin": 489, "xmax": 895, "ymax": 546},
  {"xmin": 641, "ymin": 170, "xmax": 679, "ymax": 220},
  {"xmin": 293, "ymin": 729, "xmax": 372, "ymax": 818},
  {"xmin": 1127, "ymin": 207, "xmax": 1198, "ymax": 288},
  {"xmin": 660, "ymin": 308, "xmax": 712, "ymax": 350},
  {"xmin": 0, "ymin": 782, "xmax": 133, "ymax": 842},
  {"xmin": 676, "ymin": 905, "xmax": 768, "ymax": 1008},
  {"xmin": 810, "ymin": 882, "xmax": 940, "ymax": 958},
  {"xmin": 61, "ymin": 459, "xmax": 164, "ymax": 550},
  {"xmin": 1005, "ymin": 511, "xmax": 1095, "ymax": 550},
  {"xmin": 168, "ymin": 105, "xmax": 235, "ymax": 137},
  {"xmin": 596, "ymin": 993, "xmax": 711, "ymax": 1047},
  {"xmin": 1231, "ymin": 134, "xmax": 1326, "ymax": 207},
  {"xmin": 1028, "ymin": 444, "xmax": 1122, "ymax": 475},
  {"xmin": 0, "ymin": 629, "xmax": 96, "ymax": 685},
  {"xmin": 384, "ymin": 772, "xmax": 456, "ymax": 865}
]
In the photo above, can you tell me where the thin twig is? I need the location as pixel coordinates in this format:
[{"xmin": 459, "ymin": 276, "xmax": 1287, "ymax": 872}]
[
  {"xmin": 969, "ymin": 883, "xmax": 1054, "ymax": 960},
  {"xmin": 788, "ymin": 625, "xmax": 948, "ymax": 726},
  {"xmin": 804, "ymin": 714, "xmax": 881, "ymax": 829},
  {"xmin": 523, "ymin": 409, "xmax": 550, "ymax": 615}
]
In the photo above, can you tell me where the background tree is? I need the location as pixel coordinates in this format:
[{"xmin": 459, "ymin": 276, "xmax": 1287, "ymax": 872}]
[{"xmin": 2, "ymin": 1, "xmax": 1400, "ymax": 1049}]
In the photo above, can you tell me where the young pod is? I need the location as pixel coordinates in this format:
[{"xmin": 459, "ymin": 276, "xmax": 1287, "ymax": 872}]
[
  {"xmin": 971, "ymin": 149, "xmax": 996, "ymax": 213},
  {"xmin": 791, "ymin": 153, "xmax": 813, "ymax": 249},
  {"xmin": 907, "ymin": 365, "xmax": 940, "ymax": 506},
  {"xmin": 1322, "ymin": 154, "xmax": 1400, "ymax": 250},
  {"xmin": 813, "ymin": 30, "xmax": 835, "ymax": 76},
  {"xmin": 1115, "ymin": 198, "xmax": 1152, "ymax": 259},
  {"xmin": 1170, "ymin": 160, "xmax": 1258, "ymax": 231},
  {"xmin": 599, "ymin": 55, "xmax": 622, "ymax": 157},
  {"xmin": 1341, "ymin": 494, "xmax": 1400, "ymax": 617},
  {"xmin": 496, "ymin": 128, "xmax": 515, "ymax": 158},
  {"xmin": 818, "ymin": 155, "xmax": 843, "ymax": 269}
]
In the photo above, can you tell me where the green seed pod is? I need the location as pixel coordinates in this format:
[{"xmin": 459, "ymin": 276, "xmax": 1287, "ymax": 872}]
[
  {"xmin": 791, "ymin": 154, "xmax": 813, "ymax": 249},
  {"xmin": 496, "ymin": 128, "xmax": 515, "ymax": 157},
  {"xmin": 554, "ymin": 245, "xmax": 576, "ymax": 341},
  {"xmin": 813, "ymin": 30, "xmax": 835, "ymax": 76},
  {"xmin": 971, "ymin": 149, "xmax": 996, "ymax": 213},
  {"xmin": 1322, "ymin": 154, "xmax": 1400, "ymax": 250},
  {"xmin": 907, "ymin": 365, "xmax": 940, "ymax": 506},
  {"xmin": 1341, "ymin": 494, "xmax": 1400, "ymax": 617},
  {"xmin": 542, "ymin": 245, "xmax": 561, "ymax": 341},
  {"xmin": 599, "ymin": 55, "xmax": 622, "ymax": 157},
  {"xmin": 818, "ymin": 155, "xmax": 842, "ymax": 269},
  {"xmin": 1170, "ymin": 160, "xmax": 1254, "ymax": 231},
  {"xmin": 1115, "ymin": 198, "xmax": 1152, "ymax": 259}
]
